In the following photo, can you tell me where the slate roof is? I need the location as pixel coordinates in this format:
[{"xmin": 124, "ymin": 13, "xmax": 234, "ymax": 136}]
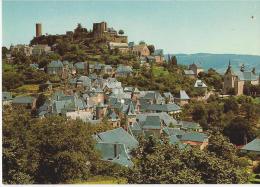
[
  {"xmin": 13, "ymin": 96, "xmax": 35, "ymax": 104},
  {"xmin": 142, "ymin": 116, "xmax": 161, "ymax": 129},
  {"xmin": 241, "ymin": 138, "xmax": 260, "ymax": 152},
  {"xmin": 74, "ymin": 62, "xmax": 85, "ymax": 70},
  {"xmin": 47, "ymin": 60, "xmax": 63, "ymax": 68},
  {"xmin": 137, "ymin": 112, "xmax": 178, "ymax": 127},
  {"xmin": 163, "ymin": 127, "xmax": 185, "ymax": 137},
  {"xmin": 184, "ymin": 70, "xmax": 195, "ymax": 75},
  {"xmin": 153, "ymin": 49, "xmax": 164, "ymax": 56},
  {"xmin": 116, "ymin": 65, "xmax": 133, "ymax": 74},
  {"xmin": 237, "ymin": 71, "xmax": 258, "ymax": 81},
  {"xmin": 179, "ymin": 90, "xmax": 190, "ymax": 100},
  {"xmin": 94, "ymin": 127, "xmax": 138, "ymax": 150},
  {"xmin": 163, "ymin": 92, "xmax": 173, "ymax": 99},
  {"xmin": 2, "ymin": 92, "xmax": 12, "ymax": 101},
  {"xmin": 194, "ymin": 80, "xmax": 207, "ymax": 88},
  {"xmin": 181, "ymin": 132, "xmax": 208, "ymax": 143},
  {"xmin": 125, "ymin": 101, "xmax": 136, "ymax": 116},
  {"xmin": 96, "ymin": 142, "xmax": 134, "ymax": 167},
  {"xmin": 179, "ymin": 121, "xmax": 202, "ymax": 131},
  {"xmin": 147, "ymin": 103, "xmax": 181, "ymax": 112}
]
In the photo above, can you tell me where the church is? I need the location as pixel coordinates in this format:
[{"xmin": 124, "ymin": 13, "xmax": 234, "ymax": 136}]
[{"xmin": 223, "ymin": 62, "xmax": 259, "ymax": 95}]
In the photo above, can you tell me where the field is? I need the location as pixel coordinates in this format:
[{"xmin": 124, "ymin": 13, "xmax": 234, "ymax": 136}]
[{"xmin": 152, "ymin": 66, "xmax": 169, "ymax": 77}]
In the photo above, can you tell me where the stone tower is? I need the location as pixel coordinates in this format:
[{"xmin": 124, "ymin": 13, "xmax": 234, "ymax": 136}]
[
  {"xmin": 223, "ymin": 61, "xmax": 237, "ymax": 94},
  {"xmin": 36, "ymin": 23, "xmax": 42, "ymax": 37},
  {"xmin": 93, "ymin": 22, "xmax": 107, "ymax": 38}
]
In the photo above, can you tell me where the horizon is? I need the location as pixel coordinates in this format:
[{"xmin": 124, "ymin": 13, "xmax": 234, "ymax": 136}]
[{"xmin": 3, "ymin": 0, "xmax": 260, "ymax": 55}]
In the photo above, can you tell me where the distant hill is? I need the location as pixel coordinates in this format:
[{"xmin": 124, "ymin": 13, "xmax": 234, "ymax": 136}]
[{"xmin": 165, "ymin": 53, "xmax": 260, "ymax": 74}]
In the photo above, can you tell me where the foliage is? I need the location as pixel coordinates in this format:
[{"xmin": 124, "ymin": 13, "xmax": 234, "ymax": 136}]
[
  {"xmin": 223, "ymin": 97, "xmax": 239, "ymax": 113},
  {"xmin": 2, "ymin": 106, "xmax": 112, "ymax": 184},
  {"xmin": 224, "ymin": 117, "xmax": 256, "ymax": 145},
  {"xmin": 126, "ymin": 136, "xmax": 249, "ymax": 184}
]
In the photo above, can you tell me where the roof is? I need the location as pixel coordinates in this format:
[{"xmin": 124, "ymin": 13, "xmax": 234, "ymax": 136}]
[
  {"xmin": 74, "ymin": 62, "xmax": 86, "ymax": 70},
  {"xmin": 96, "ymin": 142, "xmax": 134, "ymax": 167},
  {"xmin": 194, "ymin": 80, "xmax": 207, "ymax": 88},
  {"xmin": 147, "ymin": 103, "xmax": 181, "ymax": 112},
  {"xmin": 94, "ymin": 127, "xmax": 138, "ymax": 150},
  {"xmin": 153, "ymin": 49, "xmax": 164, "ymax": 56},
  {"xmin": 163, "ymin": 127, "xmax": 185, "ymax": 137},
  {"xmin": 181, "ymin": 132, "xmax": 208, "ymax": 143},
  {"xmin": 179, "ymin": 121, "xmax": 202, "ymax": 130},
  {"xmin": 184, "ymin": 70, "xmax": 195, "ymax": 75},
  {"xmin": 116, "ymin": 65, "xmax": 133, "ymax": 74},
  {"xmin": 241, "ymin": 138, "xmax": 260, "ymax": 152},
  {"xmin": 142, "ymin": 116, "xmax": 161, "ymax": 129},
  {"xmin": 13, "ymin": 96, "xmax": 35, "ymax": 104},
  {"xmin": 163, "ymin": 92, "xmax": 173, "ymax": 99},
  {"xmin": 133, "ymin": 44, "xmax": 148, "ymax": 51},
  {"xmin": 237, "ymin": 71, "xmax": 258, "ymax": 81},
  {"xmin": 109, "ymin": 42, "xmax": 128, "ymax": 49},
  {"xmin": 47, "ymin": 60, "xmax": 63, "ymax": 68},
  {"xmin": 3, "ymin": 92, "xmax": 12, "ymax": 101},
  {"xmin": 179, "ymin": 90, "xmax": 190, "ymax": 100}
]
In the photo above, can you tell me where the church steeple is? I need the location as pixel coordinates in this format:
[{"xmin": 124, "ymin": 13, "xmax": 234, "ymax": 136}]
[{"xmin": 225, "ymin": 60, "xmax": 234, "ymax": 75}]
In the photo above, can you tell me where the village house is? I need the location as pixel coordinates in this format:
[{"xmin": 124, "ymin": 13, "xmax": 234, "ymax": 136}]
[
  {"xmin": 115, "ymin": 65, "xmax": 133, "ymax": 77},
  {"xmin": 32, "ymin": 44, "xmax": 51, "ymax": 55},
  {"xmin": 180, "ymin": 132, "xmax": 208, "ymax": 150},
  {"xmin": 184, "ymin": 69, "xmax": 196, "ymax": 79},
  {"xmin": 2, "ymin": 92, "xmax": 13, "ymax": 105},
  {"xmin": 108, "ymin": 42, "xmax": 129, "ymax": 53},
  {"xmin": 12, "ymin": 95, "xmax": 36, "ymax": 110},
  {"xmin": 189, "ymin": 63, "xmax": 204, "ymax": 76},
  {"xmin": 93, "ymin": 127, "xmax": 138, "ymax": 167},
  {"xmin": 223, "ymin": 62, "xmax": 259, "ymax": 95},
  {"xmin": 194, "ymin": 79, "xmax": 208, "ymax": 95},
  {"xmin": 240, "ymin": 138, "xmax": 260, "ymax": 155},
  {"xmin": 152, "ymin": 49, "xmax": 164, "ymax": 64},
  {"xmin": 174, "ymin": 90, "xmax": 190, "ymax": 106},
  {"xmin": 47, "ymin": 60, "xmax": 64, "ymax": 75},
  {"xmin": 10, "ymin": 44, "xmax": 32, "ymax": 56},
  {"xmin": 132, "ymin": 44, "xmax": 150, "ymax": 57}
]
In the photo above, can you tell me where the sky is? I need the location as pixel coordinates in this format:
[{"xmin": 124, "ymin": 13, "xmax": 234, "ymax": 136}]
[{"xmin": 2, "ymin": 0, "xmax": 260, "ymax": 55}]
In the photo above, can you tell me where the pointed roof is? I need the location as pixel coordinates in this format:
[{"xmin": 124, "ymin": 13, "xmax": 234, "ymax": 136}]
[
  {"xmin": 133, "ymin": 87, "xmax": 140, "ymax": 93},
  {"xmin": 179, "ymin": 90, "xmax": 190, "ymax": 100},
  {"xmin": 125, "ymin": 101, "xmax": 136, "ymax": 116}
]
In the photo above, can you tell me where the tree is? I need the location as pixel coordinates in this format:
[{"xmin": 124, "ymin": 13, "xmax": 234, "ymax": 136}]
[
  {"xmin": 126, "ymin": 137, "xmax": 249, "ymax": 184},
  {"xmin": 139, "ymin": 41, "xmax": 146, "ymax": 45},
  {"xmin": 2, "ymin": 106, "xmax": 106, "ymax": 184},
  {"xmin": 147, "ymin": 45, "xmax": 155, "ymax": 54},
  {"xmin": 223, "ymin": 97, "xmax": 239, "ymax": 113},
  {"xmin": 207, "ymin": 131, "xmax": 237, "ymax": 161},
  {"xmin": 36, "ymin": 94, "xmax": 47, "ymax": 109},
  {"xmin": 224, "ymin": 117, "xmax": 255, "ymax": 145},
  {"xmin": 118, "ymin": 29, "xmax": 124, "ymax": 35}
]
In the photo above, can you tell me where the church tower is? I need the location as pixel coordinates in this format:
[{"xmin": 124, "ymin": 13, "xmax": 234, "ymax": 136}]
[{"xmin": 223, "ymin": 61, "xmax": 237, "ymax": 94}]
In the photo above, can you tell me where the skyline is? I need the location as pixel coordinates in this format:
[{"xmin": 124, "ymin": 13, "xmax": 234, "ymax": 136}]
[{"xmin": 3, "ymin": 0, "xmax": 260, "ymax": 55}]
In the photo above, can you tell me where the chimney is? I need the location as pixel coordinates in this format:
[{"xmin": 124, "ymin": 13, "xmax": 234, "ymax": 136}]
[
  {"xmin": 36, "ymin": 23, "xmax": 42, "ymax": 37},
  {"xmin": 84, "ymin": 62, "xmax": 89, "ymax": 75},
  {"xmin": 114, "ymin": 144, "xmax": 118, "ymax": 158}
]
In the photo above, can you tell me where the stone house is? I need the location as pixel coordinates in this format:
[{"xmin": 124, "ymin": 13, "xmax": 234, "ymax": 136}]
[
  {"xmin": 12, "ymin": 96, "xmax": 36, "ymax": 110},
  {"xmin": 223, "ymin": 62, "xmax": 259, "ymax": 95},
  {"xmin": 132, "ymin": 44, "xmax": 150, "ymax": 57},
  {"xmin": 189, "ymin": 63, "xmax": 204, "ymax": 76},
  {"xmin": 93, "ymin": 127, "xmax": 138, "ymax": 167},
  {"xmin": 174, "ymin": 90, "xmax": 190, "ymax": 106},
  {"xmin": 108, "ymin": 42, "xmax": 129, "ymax": 53}
]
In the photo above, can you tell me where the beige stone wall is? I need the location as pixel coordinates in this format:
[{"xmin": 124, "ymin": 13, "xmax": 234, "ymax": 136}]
[{"xmin": 235, "ymin": 79, "xmax": 244, "ymax": 95}]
